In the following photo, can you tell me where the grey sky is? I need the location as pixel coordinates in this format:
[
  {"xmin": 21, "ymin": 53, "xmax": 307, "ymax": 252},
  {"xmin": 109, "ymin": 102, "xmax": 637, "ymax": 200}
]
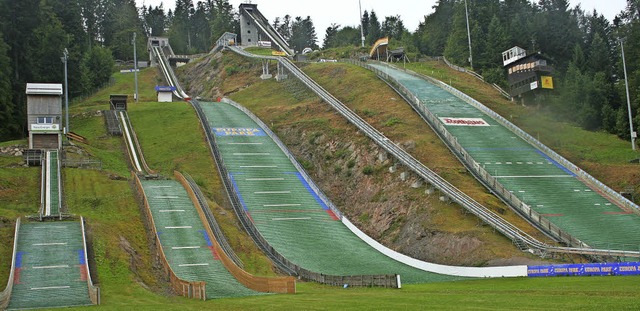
[{"xmin": 135, "ymin": 0, "xmax": 628, "ymax": 43}]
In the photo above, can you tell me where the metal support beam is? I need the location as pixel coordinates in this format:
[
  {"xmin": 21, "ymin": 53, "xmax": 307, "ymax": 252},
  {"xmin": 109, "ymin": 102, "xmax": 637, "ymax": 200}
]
[{"xmin": 261, "ymin": 59, "xmax": 272, "ymax": 79}]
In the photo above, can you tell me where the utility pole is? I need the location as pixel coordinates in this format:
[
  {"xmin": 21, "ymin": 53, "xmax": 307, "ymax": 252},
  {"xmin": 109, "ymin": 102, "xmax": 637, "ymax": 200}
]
[
  {"xmin": 464, "ymin": 0, "xmax": 473, "ymax": 70},
  {"xmin": 359, "ymin": 0, "xmax": 365, "ymax": 48},
  {"xmin": 620, "ymin": 39, "xmax": 636, "ymax": 151},
  {"xmin": 61, "ymin": 48, "xmax": 69, "ymax": 134},
  {"xmin": 133, "ymin": 32, "xmax": 139, "ymax": 102}
]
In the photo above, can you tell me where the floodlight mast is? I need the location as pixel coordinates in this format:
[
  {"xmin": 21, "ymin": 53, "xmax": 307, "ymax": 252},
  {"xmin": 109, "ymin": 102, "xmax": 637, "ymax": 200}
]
[
  {"xmin": 465, "ymin": 0, "xmax": 473, "ymax": 70},
  {"xmin": 359, "ymin": 0, "xmax": 365, "ymax": 48},
  {"xmin": 62, "ymin": 48, "xmax": 69, "ymax": 134},
  {"xmin": 620, "ymin": 39, "xmax": 637, "ymax": 151},
  {"xmin": 133, "ymin": 32, "xmax": 138, "ymax": 102}
]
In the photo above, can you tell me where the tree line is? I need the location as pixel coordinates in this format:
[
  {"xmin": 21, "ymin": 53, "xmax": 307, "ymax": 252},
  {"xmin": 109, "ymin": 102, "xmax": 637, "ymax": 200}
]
[
  {"xmin": 323, "ymin": 0, "xmax": 640, "ymax": 141},
  {"xmin": 0, "ymin": 0, "xmax": 237, "ymax": 141},
  {"xmin": 2, "ymin": 0, "xmax": 638, "ymax": 142}
]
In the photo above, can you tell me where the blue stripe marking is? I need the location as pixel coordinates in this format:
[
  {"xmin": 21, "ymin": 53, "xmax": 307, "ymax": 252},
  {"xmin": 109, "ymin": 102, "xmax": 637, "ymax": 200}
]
[
  {"xmin": 229, "ymin": 173, "xmax": 249, "ymax": 212},
  {"xmin": 198, "ymin": 230, "xmax": 213, "ymax": 247},
  {"xmin": 15, "ymin": 252, "xmax": 24, "ymax": 268},
  {"xmin": 78, "ymin": 249, "xmax": 86, "ymax": 265},
  {"xmin": 287, "ymin": 172, "xmax": 329, "ymax": 211},
  {"xmin": 534, "ymin": 150, "xmax": 576, "ymax": 177}
]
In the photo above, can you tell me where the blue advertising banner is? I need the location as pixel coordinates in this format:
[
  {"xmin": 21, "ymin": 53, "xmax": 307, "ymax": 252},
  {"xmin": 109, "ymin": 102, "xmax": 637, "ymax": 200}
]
[
  {"xmin": 528, "ymin": 262, "xmax": 640, "ymax": 277},
  {"xmin": 213, "ymin": 128, "xmax": 266, "ymax": 137},
  {"xmin": 155, "ymin": 86, "xmax": 176, "ymax": 92}
]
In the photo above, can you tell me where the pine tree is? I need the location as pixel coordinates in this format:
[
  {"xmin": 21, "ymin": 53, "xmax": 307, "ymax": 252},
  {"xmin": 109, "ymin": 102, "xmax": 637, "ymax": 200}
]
[
  {"xmin": 366, "ymin": 10, "xmax": 381, "ymax": 45},
  {"xmin": 0, "ymin": 32, "xmax": 16, "ymax": 140}
]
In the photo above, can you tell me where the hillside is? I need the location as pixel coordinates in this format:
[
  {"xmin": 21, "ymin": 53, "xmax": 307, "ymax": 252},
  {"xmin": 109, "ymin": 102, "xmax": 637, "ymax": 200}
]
[
  {"xmin": 0, "ymin": 52, "xmax": 638, "ymax": 309},
  {"xmin": 179, "ymin": 51, "xmax": 558, "ymax": 267}
]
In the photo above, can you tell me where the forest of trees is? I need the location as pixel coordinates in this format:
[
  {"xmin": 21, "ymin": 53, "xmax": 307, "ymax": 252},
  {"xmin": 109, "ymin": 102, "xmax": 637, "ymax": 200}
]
[
  {"xmin": 1, "ymin": 0, "xmax": 639, "ymax": 143},
  {"xmin": 0, "ymin": 0, "xmax": 237, "ymax": 141},
  {"xmin": 323, "ymin": 0, "xmax": 640, "ymax": 142}
]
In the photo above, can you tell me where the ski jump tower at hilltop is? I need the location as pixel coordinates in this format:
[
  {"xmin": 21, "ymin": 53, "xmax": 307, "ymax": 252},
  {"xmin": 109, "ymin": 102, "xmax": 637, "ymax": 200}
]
[{"xmin": 238, "ymin": 3, "xmax": 294, "ymax": 55}]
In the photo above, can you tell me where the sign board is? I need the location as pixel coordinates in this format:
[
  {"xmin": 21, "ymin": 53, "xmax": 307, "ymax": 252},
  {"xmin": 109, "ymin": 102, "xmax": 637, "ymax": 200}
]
[
  {"xmin": 272, "ymin": 51, "xmax": 287, "ymax": 56},
  {"xmin": 530, "ymin": 81, "xmax": 539, "ymax": 90},
  {"xmin": 214, "ymin": 128, "xmax": 266, "ymax": 137},
  {"xmin": 155, "ymin": 86, "xmax": 176, "ymax": 92},
  {"xmin": 528, "ymin": 262, "xmax": 640, "ymax": 277},
  {"xmin": 120, "ymin": 69, "xmax": 140, "ymax": 73},
  {"xmin": 541, "ymin": 76, "xmax": 554, "ymax": 89},
  {"xmin": 439, "ymin": 117, "xmax": 490, "ymax": 127},
  {"xmin": 31, "ymin": 124, "xmax": 59, "ymax": 131}
]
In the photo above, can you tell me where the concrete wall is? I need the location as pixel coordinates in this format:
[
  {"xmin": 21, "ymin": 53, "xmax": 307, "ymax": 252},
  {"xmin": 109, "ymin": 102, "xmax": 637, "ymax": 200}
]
[{"xmin": 239, "ymin": 5, "xmax": 260, "ymax": 45}]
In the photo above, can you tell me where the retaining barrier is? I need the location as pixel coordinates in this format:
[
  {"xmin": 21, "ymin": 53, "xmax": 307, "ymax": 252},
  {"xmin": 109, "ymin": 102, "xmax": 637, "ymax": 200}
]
[
  {"xmin": 175, "ymin": 171, "xmax": 296, "ymax": 294},
  {"xmin": 80, "ymin": 217, "xmax": 100, "ymax": 305},
  {"xmin": 0, "ymin": 218, "xmax": 20, "ymax": 310},
  {"xmin": 133, "ymin": 174, "xmax": 207, "ymax": 300}
]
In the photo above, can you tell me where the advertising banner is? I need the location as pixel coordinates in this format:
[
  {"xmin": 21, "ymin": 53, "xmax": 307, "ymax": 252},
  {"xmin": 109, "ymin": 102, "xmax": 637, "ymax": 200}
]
[
  {"xmin": 541, "ymin": 76, "xmax": 554, "ymax": 89},
  {"xmin": 439, "ymin": 117, "xmax": 490, "ymax": 127},
  {"xmin": 31, "ymin": 124, "xmax": 59, "ymax": 131},
  {"xmin": 214, "ymin": 128, "xmax": 266, "ymax": 137},
  {"xmin": 528, "ymin": 262, "xmax": 640, "ymax": 277},
  {"xmin": 155, "ymin": 86, "xmax": 177, "ymax": 92}
]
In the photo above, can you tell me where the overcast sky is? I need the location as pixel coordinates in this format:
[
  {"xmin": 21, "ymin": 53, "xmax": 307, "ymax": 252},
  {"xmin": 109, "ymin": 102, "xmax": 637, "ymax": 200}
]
[{"xmin": 135, "ymin": 0, "xmax": 628, "ymax": 43}]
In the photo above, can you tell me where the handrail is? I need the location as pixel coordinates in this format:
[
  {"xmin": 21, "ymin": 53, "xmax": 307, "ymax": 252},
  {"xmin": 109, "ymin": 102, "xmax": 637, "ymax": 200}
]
[
  {"xmin": 80, "ymin": 217, "xmax": 100, "ymax": 305},
  {"xmin": 133, "ymin": 174, "xmax": 207, "ymax": 300},
  {"xmin": 175, "ymin": 171, "xmax": 296, "ymax": 293},
  {"xmin": 0, "ymin": 218, "xmax": 21, "ymax": 310}
]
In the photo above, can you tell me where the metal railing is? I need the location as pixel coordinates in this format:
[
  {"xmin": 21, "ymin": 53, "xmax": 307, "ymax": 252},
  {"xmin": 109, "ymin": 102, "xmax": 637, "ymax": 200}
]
[{"xmin": 0, "ymin": 218, "xmax": 20, "ymax": 310}]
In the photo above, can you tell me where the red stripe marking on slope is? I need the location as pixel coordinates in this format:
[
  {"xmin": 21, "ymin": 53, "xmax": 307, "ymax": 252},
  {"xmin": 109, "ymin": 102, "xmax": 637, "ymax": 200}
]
[
  {"xmin": 79, "ymin": 265, "xmax": 88, "ymax": 281},
  {"xmin": 13, "ymin": 268, "xmax": 21, "ymax": 284},
  {"xmin": 326, "ymin": 210, "xmax": 339, "ymax": 221},
  {"xmin": 208, "ymin": 246, "xmax": 220, "ymax": 260}
]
